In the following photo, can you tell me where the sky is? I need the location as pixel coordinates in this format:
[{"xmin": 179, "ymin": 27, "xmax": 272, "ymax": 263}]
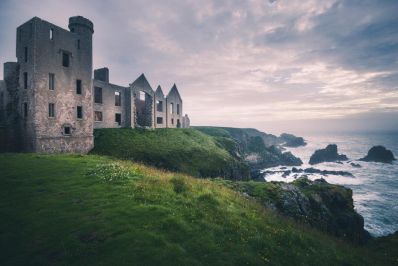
[{"xmin": 1, "ymin": 0, "xmax": 397, "ymax": 135}]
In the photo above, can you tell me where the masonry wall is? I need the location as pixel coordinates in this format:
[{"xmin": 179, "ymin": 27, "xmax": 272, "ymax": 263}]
[
  {"xmin": 130, "ymin": 75, "xmax": 155, "ymax": 128},
  {"xmin": 125, "ymin": 88, "xmax": 134, "ymax": 128},
  {"xmin": 13, "ymin": 20, "xmax": 36, "ymax": 152},
  {"xmin": 0, "ymin": 65, "xmax": 21, "ymax": 153},
  {"xmin": 93, "ymin": 79, "xmax": 128, "ymax": 128},
  {"xmin": 4, "ymin": 62, "xmax": 27, "ymax": 152},
  {"xmin": 154, "ymin": 87, "xmax": 166, "ymax": 128},
  {"xmin": 166, "ymin": 87, "xmax": 183, "ymax": 128},
  {"xmin": 0, "ymin": 81, "xmax": 5, "ymax": 121},
  {"xmin": 0, "ymin": 80, "xmax": 5, "ymax": 150},
  {"xmin": 16, "ymin": 17, "xmax": 94, "ymax": 153}
]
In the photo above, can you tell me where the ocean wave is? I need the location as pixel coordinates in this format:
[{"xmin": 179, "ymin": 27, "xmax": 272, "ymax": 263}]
[{"xmin": 262, "ymin": 132, "xmax": 398, "ymax": 236}]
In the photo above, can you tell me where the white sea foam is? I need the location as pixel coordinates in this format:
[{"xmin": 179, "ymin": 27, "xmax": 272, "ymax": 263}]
[
  {"xmin": 354, "ymin": 191, "xmax": 382, "ymax": 202},
  {"xmin": 262, "ymin": 132, "xmax": 398, "ymax": 236}
]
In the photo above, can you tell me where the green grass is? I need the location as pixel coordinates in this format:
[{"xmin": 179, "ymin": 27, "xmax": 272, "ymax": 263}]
[
  {"xmin": 91, "ymin": 128, "xmax": 249, "ymax": 179},
  {"xmin": 193, "ymin": 126, "xmax": 280, "ymax": 149},
  {"xmin": 193, "ymin": 127, "xmax": 233, "ymax": 138},
  {"xmin": 0, "ymin": 154, "xmax": 396, "ymax": 265},
  {"xmin": 194, "ymin": 126, "xmax": 302, "ymax": 168}
]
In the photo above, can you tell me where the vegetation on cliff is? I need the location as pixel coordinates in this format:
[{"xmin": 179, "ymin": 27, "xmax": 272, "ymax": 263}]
[
  {"xmin": 91, "ymin": 128, "xmax": 249, "ymax": 180},
  {"xmin": 0, "ymin": 154, "xmax": 396, "ymax": 265},
  {"xmin": 194, "ymin": 126, "xmax": 303, "ymax": 171},
  {"xmin": 91, "ymin": 127, "xmax": 305, "ymax": 181},
  {"xmin": 215, "ymin": 177, "xmax": 370, "ymax": 243}
]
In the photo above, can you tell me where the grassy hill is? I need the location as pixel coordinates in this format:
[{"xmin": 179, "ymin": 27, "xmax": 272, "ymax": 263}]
[
  {"xmin": 91, "ymin": 128, "xmax": 249, "ymax": 180},
  {"xmin": 0, "ymin": 154, "xmax": 396, "ymax": 265},
  {"xmin": 91, "ymin": 127, "xmax": 304, "ymax": 180}
]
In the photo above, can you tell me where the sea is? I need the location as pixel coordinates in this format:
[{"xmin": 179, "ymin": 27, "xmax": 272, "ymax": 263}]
[{"xmin": 262, "ymin": 132, "xmax": 398, "ymax": 237}]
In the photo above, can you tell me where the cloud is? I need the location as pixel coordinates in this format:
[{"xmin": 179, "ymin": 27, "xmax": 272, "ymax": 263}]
[{"xmin": 0, "ymin": 0, "xmax": 397, "ymax": 133}]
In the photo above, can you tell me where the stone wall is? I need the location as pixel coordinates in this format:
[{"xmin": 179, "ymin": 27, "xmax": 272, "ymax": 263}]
[
  {"xmin": 92, "ymin": 73, "xmax": 188, "ymax": 131},
  {"xmin": 130, "ymin": 74, "xmax": 155, "ymax": 128},
  {"xmin": 154, "ymin": 86, "xmax": 166, "ymax": 128},
  {"xmin": 166, "ymin": 84, "xmax": 183, "ymax": 128},
  {"xmin": 93, "ymin": 79, "xmax": 128, "ymax": 128},
  {"xmin": 94, "ymin": 67, "xmax": 109, "ymax": 83},
  {"xmin": 0, "ymin": 81, "xmax": 6, "ymax": 122},
  {"xmin": 15, "ymin": 19, "xmax": 37, "ymax": 152},
  {"xmin": 1, "ymin": 62, "xmax": 25, "ymax": 152},
  {"xmin": 36, "ymin": 135, "xmax": 93, "ymax": 153},
  {"xmin": 12, "ymin": 16, "xmax": 94, "ymax": 153}
]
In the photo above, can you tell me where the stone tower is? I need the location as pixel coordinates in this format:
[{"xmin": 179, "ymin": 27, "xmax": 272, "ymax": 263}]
[{"xmin": 4, "ymin": 16, "xmax": 95, "ymax": 153}]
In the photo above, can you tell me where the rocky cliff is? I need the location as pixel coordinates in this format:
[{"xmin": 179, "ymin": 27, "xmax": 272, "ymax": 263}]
[
  {"xmin": 194, "ymin": 127, "xmax": 303, "ymax": 176},
  {"xmin": 217, "ymin": 177, "xmax": 371, "ymax": 244},
  {"xmin": 279, "ymin": 133, "xmax": 307, "ymax": 147}
]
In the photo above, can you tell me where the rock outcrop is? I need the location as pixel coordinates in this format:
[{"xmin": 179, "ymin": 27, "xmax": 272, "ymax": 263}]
[
  {"xmin": 295, "ymin": 167, "xmax": 353, "ymax": 176},
  {"xmin": 283, "ymin": 178, "xmax": 370, "ymax": 243},
  {"xmin": 262, "ymin": 167, "xmax": 354, "ymax": 178},
  {"xmin": 350, "ymin": 162, "xmax": 361, "ymax": 168},
  {"xmin": 360, "ymin": 146, "xmax": 396, "ymax": 163},
  {"xmin": 244, "ymin": 144, "xmax": 303, "ymax": 170},
  {"xmin": 279, "ymin": 133, "xmax": 307, "ymax": 147},
  {"xmin": 309, "ymin": 144, "xmax": 348, "ymax": 165},
  {"xmin": 223, "ymin": 177, "xmax": 371, "ymax": 243}
]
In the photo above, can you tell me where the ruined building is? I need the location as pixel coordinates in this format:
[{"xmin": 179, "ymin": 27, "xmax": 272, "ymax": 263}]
[{"xmin": 0, "ymin": 16, "xmax": 190, "ymax": 153}]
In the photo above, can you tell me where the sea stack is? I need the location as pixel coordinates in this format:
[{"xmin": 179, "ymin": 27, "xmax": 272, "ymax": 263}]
[
  {"xmin": 309, "ymin": 144, "xmax": 348, "ymax": 165},
  {"xmin": 360, "ymin": 146, "xmax": 396, "ymax": 163}
]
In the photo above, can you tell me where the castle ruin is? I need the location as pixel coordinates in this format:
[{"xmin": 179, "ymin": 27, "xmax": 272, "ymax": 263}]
[{"xmin": 0, "ymin": 16, "xmax": 190, "ymax": 153}]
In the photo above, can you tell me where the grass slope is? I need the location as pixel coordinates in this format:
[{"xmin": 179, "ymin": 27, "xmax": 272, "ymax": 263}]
[
  {"xmin": 91, "ymin": 128, "xmax": 249, "ymax": 179},
  {"xmin": 193, "ymin": 126, "xmax": 281, "ymax": 147},
  {"xmin": 0, "ymin": 154, "xmax": 395, "ymax": 265}
]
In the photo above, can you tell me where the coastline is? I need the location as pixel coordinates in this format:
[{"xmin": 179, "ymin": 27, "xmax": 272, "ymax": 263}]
[{"xmin": 263, "ymin": 131, "xmax": 398, "ymax": 237}]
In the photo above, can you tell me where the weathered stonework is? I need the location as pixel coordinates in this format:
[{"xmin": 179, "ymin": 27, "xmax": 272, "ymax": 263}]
[
  {"xmin": 154, "ymin": 86, "xmax": 166, "ymax": 128},
  {"xmin": 91, "ymin": 71, "xmax": 188, "ymax": 130},
  {"xmin": 93, "ymin": 79, "xmax": 128, "ymax": 128},
  {"xmin": 1, "ymin": 62, "xmax": 22, "ymax": 152},
  {"xmin": 0, "ymin": 16, "xmax": 190, "ymax": 153},
  {"xmin": 0, "ymin": 16, "xmax": 94, "ymax": 153},
  {"xmin": 130, "ymin": 74, "xmax": 155, "ymax": 128},
  {"xmin": 166, "ymin": 84, "xmax": 183, "ymax": 128}
]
